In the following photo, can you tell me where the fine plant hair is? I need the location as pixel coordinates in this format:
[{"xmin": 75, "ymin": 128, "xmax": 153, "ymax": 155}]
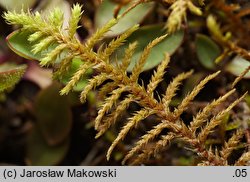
[{"xmin": 3, "ymin": 4, "xmax": 250, "ymax": 165}]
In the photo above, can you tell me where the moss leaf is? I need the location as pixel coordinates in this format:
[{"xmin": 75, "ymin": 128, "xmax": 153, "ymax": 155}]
[
  {"xmin": 195, "ymin": 34, "xmax": 221, "ymax": 70},
  {"xmin": 35, "ymin": 82, "xmax": 72, "ymax": 146},
  {"xmin": 95, "ymin": 0, "xmax": 154, "ymax": 37},
  {"xmin": 0, "ymin": 63, "xmax": 27, "ymax": 92}
]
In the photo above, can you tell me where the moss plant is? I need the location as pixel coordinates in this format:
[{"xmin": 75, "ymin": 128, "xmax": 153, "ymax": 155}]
[{"xmin": 3, "ymin": 2, "xmax": 250, "ymax": 165}]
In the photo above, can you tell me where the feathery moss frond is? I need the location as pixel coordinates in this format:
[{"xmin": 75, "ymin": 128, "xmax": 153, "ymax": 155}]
[
  {"xmin": 107, "ymin": 109, "xmax": 154, "ymax": 160},
  {"xmin": 4, "ymin": 10, "xmax": 45, "ymax": 31},
  {"xmin": 96, "ymin": 95, "xmax": 134, "ymax": 138},
  {"xmin": 207, "ymin": 15, "xmax": 226, "ymax": 43},
  {"xmin": 166, "ymin": 0, "xmax": 202, "ymax": 33},
  {"xmin": 198, "ymin": 92, "xmax": 247, "ymax": 143},
  {"xmin": 53, "ymin": 55, "xmax": 74, "ymax": 79},
  {"xmin": 190, "ymin": 89, "xmax": 236, "ymax": 133},
  {"xmin": 130, "ymin": 34, "xmax": 168, "ymax": 81},
  {"xmin": 28, "ymin": 31, "xmax": 44, "ymax": 42},
  {"xmin": 95, "ymin": 87, "xmax": 128, "ymax": 130},
  {"xmin": 100, "ymin": 25, "xmax": 139, "ymax": 61},
  {"xmin": 166, "ymin": 0, "xmax": 187, "ymax": 33},
  {"xmin": 98, "ymin": 82, "xmax": 118, "ymax": 100},
  {"xmin": 147, "ymin": 53, "xmax": 170, "ymax": 96},
  {"xmin": 32, "ymin": 36, "xmax": 55, "ymax": 55},
  {"xmin": 40, "ymin": 44, "xmax": 67, "ymax": 66},
  {"xmin": 48, "ymin": 8, "xmax": 64, "ymax": 29},
  {"xmin": 232, "ymin": 65, "xmax": 250, "ymax": 87},
  {"xmin": 119, "ymin": 42, "xmax": 138, "ymax": 71},
  {"xmin": 60, "ymin": 62, "xmax": 94, "ymax": 95},
  {"xmin": 174, "ymin": 71, "xmax": 220, "ymax": 118},
  {"xmin": 235, "ymin": 152, "xmax": 250, "ymax": 166},
  {"xmin": 162, "ymin": 70, "xmax": 193, "ymax": 109},
  {"xmin": 220, "ymin": 129, "xmax": 244, "ymax": 160},
  {"xmin": 80, "ymin": 73, "xmax": 109, "ymax": 103},
  {"xmin": 4, "ymin": 4, "xmax": 249, "ymax": 166},
  {"xmin": 131, "ymin": 133, "xmax": 175, "ymax": 165},
  {"xmin": 68, "ymin": 4, "xmax": 83, "ymax": 38},
  {"xmin": 85, "ymin": 18, "xmax": 118, "ymax": 51},
  {"xmin": 207, "ymin": 14, "xmax": 250, "ymax": 62},
  {"xmin": 153, "ymin": 133, "xmax": 176, "ymax": 157},
  {"xmin": 122, "ymin": 122, "xmax": 179, "ymax": 164}
]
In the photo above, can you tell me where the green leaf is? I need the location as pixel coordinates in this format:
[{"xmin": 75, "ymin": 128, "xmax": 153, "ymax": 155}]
[
  {"xmin": 225, "ymin": 56, "xmax": 250, "ymax": 78},
  {"xmin": 7, "ymin": 31, "xmax": 90, "ymax": 91},
  {"xmin": 0, "ymin": 0, "xmax": 36, "ymax": 12},
  {"xmin": 0, "ymin": 63, "xmax": 27, "ymax": 92},
  {"xmin": 35, "ymin": 82, "xmax": 72, "ymax": 146},
  {"xmin": 6, "ymin": 30, "xmax": 57, "ymax": 60},
  {"xmin": 6, "ymin": 30, "xmax": 42, "ymax": 60},
  {"xmin": 26, "ymin": 126, "xmax": 69, "ymax": 166},
  {"xmin": 95, "ymin": 0, "xmax": 154, "ymax": 37},
  {"xmin": 195, "ymin": 34, "xmax": 221, "ymax": 70},
  {"xmin": 114, "ymin": 25, "xmax": 184, "ymax": 71}
]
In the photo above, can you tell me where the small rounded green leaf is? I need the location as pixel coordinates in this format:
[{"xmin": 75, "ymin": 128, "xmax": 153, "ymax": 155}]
[
  {"xmin": 95, "ymin": 0, "xmax": 154, "ymax": 37},
  {"xmin": 195, "ymin": 34, "xmax": 221, "ymax": 70},
  {"xmin": 0, "ymin": 63, "xmax": 27, "ymax": 92},
  {"xmin": 114, "ymin": 25, "xmax": 184, "ymax": 72},
  {"xmin": 35, "ymin": 82, "xmax": 72, "ymax": 146},
  {"xmin": 6, "ymin": 30, "xmax": 41, "ymax": 60},
  {"xmin": 225, "ymin": 56, "xmax": 250, "ymax": 78},
  {"xmin": 6, "ymin": 30, "xmax": 60, "ymax": 61},
  {"xmin": 26, "ymin": 126, "xmax": 69, "ymax": 166}
]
